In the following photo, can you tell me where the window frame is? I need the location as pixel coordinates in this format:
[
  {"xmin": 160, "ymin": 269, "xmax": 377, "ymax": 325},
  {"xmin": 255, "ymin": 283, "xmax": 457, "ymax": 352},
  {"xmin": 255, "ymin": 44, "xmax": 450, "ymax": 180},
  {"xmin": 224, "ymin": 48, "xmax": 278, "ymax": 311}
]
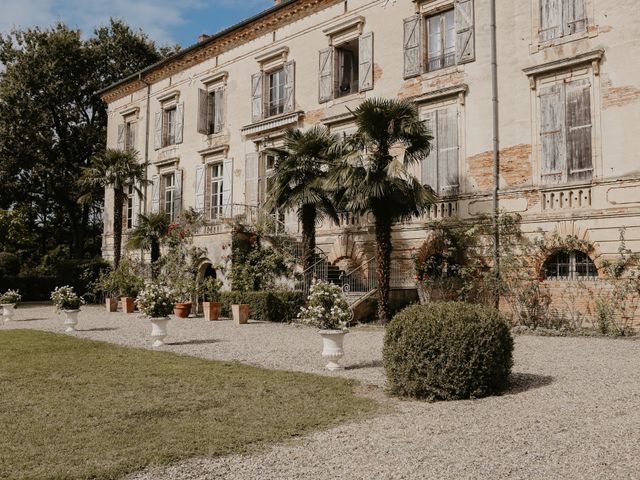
[
  {"xmin": 543, "ymin": 250, "xmax": 598, "ymax": 280},
  {"xmin": 334, "ymin": 39, "xmax": 360, "ymax": 98},
  {"xmin": 161, "ymin": 172, "xmax": 176, "ymax": 221},
  {"xmin": 530, "ymin": 0, "xmax": 597, "ymax": 53},
  {"xmin": 163, "ymin": 107, "xmax": 177, "ymax": 147},
  {"xmin": 266, "ymin": 67, "xmax": 286, "ymax": 118},
  {"xmin": 425, "ymin": 8, "xmax": 456, "ymax": 73},
  {"xmin": 208, "ymin": 162, "xmax": 224, "ymax": 221}
]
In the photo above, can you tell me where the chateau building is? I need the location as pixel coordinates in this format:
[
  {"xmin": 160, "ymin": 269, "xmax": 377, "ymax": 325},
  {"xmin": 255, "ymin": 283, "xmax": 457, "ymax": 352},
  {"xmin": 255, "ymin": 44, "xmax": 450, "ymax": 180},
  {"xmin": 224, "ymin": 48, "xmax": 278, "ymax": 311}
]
[{"xmin": 100, "ymin": 0, "xmax": 640, "ymax": 301}]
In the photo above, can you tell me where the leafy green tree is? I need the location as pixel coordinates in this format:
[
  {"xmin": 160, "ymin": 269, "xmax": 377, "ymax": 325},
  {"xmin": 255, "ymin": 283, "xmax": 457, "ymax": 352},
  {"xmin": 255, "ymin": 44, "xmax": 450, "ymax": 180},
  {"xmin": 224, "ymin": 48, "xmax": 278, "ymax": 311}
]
[
  {"xmin": 328, "ymin": 98, "xmax": 433, "ymax": 324},
  {"xmin": 79, "ymin": 149, "xmax": 149, "ymax": 267},
  {"xmin": 127, "ymin": 213, "xmax": 171, "ymax": 279},
  {"xmin": 266, "ymin": 127, "xmax": 340, "ymax": 271}
]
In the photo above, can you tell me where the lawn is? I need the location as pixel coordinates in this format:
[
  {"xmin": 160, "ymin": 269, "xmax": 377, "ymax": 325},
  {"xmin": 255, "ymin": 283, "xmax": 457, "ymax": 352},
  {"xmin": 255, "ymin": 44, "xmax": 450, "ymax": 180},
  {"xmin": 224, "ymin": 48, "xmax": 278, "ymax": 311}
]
[{"xmin": 0, "ymin": 330, "xmax": 375, "ymax": 480}]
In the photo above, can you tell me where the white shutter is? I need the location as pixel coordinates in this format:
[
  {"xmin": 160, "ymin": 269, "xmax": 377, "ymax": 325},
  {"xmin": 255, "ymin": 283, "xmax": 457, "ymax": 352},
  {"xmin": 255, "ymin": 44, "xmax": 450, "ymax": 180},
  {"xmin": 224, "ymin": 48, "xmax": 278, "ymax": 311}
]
[
  {"xmin": 175, "ymin": 103, "xmax": 184, "ymax": 144},
  {"xmin": 455, "ymin": 0, "xmax": 475, "ymax": 64},
  {"xmin": 564, "ymin": 0, "xmax": 587, "ymax": 35},
  {"xmin": 318, "ymin": 48, "xmax": 333, "ymax": 103},
  {"xmin": 539, "ymin": 83, "xmax": 566, "ymax": 185},
  {"xmin": 132, "ymin": 182, "xmax": 141, "ymax": 228},
  {"xmin": 403, "ymin": 16, "xmax": 422, "ymax": 78},
  {"xmin": 117, "ymin": 124, "xmax": 125, "ymax": 151},
  {"xmin": 245, "ymin": 153, "xmax": 259, "ymax": 206},
  {"xmin": 154, "ymin": 113, "xmax": 162, "ymax": 150},
  {"xmin": 359, "ymin": 32, "xmax": 374, "ymax": 92},
  {"xmin": 197, "ymin": 89, "xmax": 208, "ymax": 134},
  {"xmin": 283, "ymin": 61, "xmax": 295, "ymax": 114},
  {"xmin": 539, "ymin": 0, "xmax": 562, "ymax": 42},
  {"xmin": 251, "ymin": 73, "xmax": 263, "ymax": 123},
  {"xmin": 222, "ymin": 157, "xmax": 233, "ymax": 216},
  {"xmin": 214, "ymin": 88, "xmax": 225, "ymax": 133},
  {"xmin": 195, "ymin": 164, "xmax": 205, "ymax": 213},
  {"xmin": 173, "ymin": 169, "xmax": 183, "ymax": 217},
  {"xmin": 438, "ymin": 107, "xmax": 459, "ymax": 196},
  {"xmin": 421, "ymin": 110, "xmax": 438, "ymax": 192},
  {"xmin": 151, "ymin": 175, "xmax": 160, "ymax": 213},
  {"xmin": 566, "ymin": 78, "xmax": 592, "ymax": 182}
]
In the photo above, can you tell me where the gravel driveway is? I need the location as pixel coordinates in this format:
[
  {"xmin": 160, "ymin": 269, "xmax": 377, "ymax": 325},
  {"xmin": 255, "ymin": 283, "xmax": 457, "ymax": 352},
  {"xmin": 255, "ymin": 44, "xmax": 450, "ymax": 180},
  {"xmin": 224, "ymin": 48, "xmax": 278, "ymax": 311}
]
[{"xmin": 4, "ymin": 305, "xmax": 640, "ymax": 479}]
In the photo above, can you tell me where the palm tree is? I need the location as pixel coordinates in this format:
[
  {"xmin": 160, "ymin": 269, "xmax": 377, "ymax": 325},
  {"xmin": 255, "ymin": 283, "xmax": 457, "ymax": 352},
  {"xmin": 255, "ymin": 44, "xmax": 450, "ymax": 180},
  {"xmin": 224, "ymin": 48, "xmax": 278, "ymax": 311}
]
[
  {"xmin": 79, "ymin": 149, "xmax": 148, "ymax": 267},
  {"xmin": 126, "ymin": 212, "xmax": 170, "ymax": 279},
  {"xmin": 328, "ymin": 98, "xmax": 434, "ymax": 324},
  {"xmin": 266, "ymin": 127, "xmax": 340, "ymax": 272}
]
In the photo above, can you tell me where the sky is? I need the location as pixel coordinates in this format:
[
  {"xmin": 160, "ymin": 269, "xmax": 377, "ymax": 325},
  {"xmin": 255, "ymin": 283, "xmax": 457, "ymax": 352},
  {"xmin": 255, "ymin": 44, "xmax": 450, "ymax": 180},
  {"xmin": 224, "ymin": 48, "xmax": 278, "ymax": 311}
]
[{"xmin": 0, "ymin": 0, "xmax": 274, "ymax": 47}]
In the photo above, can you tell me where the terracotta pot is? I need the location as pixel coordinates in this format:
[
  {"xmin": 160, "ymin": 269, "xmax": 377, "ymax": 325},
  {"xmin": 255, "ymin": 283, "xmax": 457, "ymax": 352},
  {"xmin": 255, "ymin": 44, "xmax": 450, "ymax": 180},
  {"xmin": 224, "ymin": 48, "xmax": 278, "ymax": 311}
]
[
  {"xmin": 121, "ymin": 297, "xmax": 135, "ymax": 314},
  {"xmin": 203, "ymin": 301, "xmax": 222, "ymax": 321},
  {"xmin": 106, "ymin": 298, "xmax": 118, "ymax": 312},
  {"xmin": 174, "ymin": 302, "xmax": 192, "ymax": 318},
  {"xmin": 232, "ymin": 304, "xmax": 249, "ymax": 325}
]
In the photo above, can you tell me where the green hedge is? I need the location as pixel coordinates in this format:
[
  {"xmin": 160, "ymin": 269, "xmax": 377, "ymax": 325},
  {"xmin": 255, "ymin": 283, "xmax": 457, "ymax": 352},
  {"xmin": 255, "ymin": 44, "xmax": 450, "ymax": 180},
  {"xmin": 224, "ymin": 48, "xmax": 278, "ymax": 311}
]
[
  {"xmin": 0, "ymin": 277, "xmax": 58, "ymax": 301},
  {"xmin": 218, "ymin": 291, "xmax": 305, "ymax": 323},
  {"xmin": 384, "ymin": 302, "xmax": 514, "ymax": 401}
]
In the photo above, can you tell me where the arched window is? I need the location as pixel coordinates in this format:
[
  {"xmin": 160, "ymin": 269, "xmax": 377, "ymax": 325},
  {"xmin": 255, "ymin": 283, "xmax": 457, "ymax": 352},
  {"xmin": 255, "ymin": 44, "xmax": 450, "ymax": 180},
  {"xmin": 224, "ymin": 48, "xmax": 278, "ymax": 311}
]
[{"xmin": 543, "ymin": 250, "xmax": 597, "ymax": 280}]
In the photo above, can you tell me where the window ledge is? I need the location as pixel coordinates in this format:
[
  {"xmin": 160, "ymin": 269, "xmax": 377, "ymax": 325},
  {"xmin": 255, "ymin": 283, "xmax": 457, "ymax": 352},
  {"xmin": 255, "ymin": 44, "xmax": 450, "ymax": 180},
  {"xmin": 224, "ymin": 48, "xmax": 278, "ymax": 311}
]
[
  {"xmin": 241, "ymin": 111, "xmax": 303, "ymax": 136},
  {"xmin": 530, "ymin": 28, "xmax": 598, "ymax": 54},
  {"xmin": 523, "ymin": 49, "xmax": 604, "ymax": 88}
]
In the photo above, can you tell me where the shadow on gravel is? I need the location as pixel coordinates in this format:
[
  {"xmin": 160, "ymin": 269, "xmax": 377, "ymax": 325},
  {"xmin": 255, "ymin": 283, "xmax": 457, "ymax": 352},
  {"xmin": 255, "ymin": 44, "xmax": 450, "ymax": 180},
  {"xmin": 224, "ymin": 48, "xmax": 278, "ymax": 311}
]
[
  {"xmin": 78, "ymin": 328, "xmax": 120, "ymax": 332},
  {"xmin": 345, "ymin": 360, "xmax": 383, "ymax": 370},
  {"xmin": 505, "ymin": 372, "xmax": 554, "ymax": 395},
  {"xmin": 14, "ymin": 318, "xmax": 50, "ymax": 322},
  {"xmin": 167, "ymin": 339, "xmax": 220, "ymax": 346}
]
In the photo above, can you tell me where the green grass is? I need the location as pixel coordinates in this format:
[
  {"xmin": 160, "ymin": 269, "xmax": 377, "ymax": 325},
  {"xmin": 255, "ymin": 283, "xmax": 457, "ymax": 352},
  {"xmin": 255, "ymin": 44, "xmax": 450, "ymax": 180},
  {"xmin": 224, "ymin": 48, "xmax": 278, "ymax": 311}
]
[{"xmin": 0, "ymin": 330, "xmax": 375, "ymax": 480}]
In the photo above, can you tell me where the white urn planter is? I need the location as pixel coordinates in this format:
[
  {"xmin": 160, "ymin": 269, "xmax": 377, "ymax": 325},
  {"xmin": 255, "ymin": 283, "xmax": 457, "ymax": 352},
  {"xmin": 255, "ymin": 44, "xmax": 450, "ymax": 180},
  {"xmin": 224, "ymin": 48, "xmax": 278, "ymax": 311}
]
[
  {"xmin": 319, "ymin": 330, "xmax": 347, "ymax": 371},
  {"xmin": 63, "ymin": 310, "xmax": 80, "ymax": 332},
  {"xmin": 150, "ymin": 317, "xmax": 170, "ymax": 348},
  {"xmin": 2, "ymin": 304, "xmax": 16, "ymax": 322}
]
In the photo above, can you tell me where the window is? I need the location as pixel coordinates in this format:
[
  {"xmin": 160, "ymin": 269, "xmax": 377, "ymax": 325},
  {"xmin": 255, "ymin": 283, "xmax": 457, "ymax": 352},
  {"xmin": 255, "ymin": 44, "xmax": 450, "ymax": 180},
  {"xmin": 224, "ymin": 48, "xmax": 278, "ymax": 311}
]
[
  {"xmin": 539, "ymin": 0, "xmax": 587, "ymax": 42},
  {"xmin": 154, "ymin": 103, "xmax": 184, "ymax": 150},
  {"xmin": 164, "ymin": 108, "xmax": 177, "ymax": 146},
  {"xmin": 117, "ymin": 121, "xmax": 136, "ymax": 151},
  {"xmin": 403, "ymin": 1, "xmax": 475, "ymax": 79},
  {"xmin": 251, "ymin": 61, "xmax": 295, "ymax": 121},
  {"xmin": 162, "ymin": 173, "xmax": 176, "ymax": 221},
  {"xmin": 126, "ymin": 185, "xmax": 134, "ymax": 230},
  {"xmin": 421, "ymin": 105, "xmax": 459, "ymax": 197},
  {"xmin": 336, "ymin": 40, "xmax": 359, "ymax": 97},
  {"xmin": 426, "ymin": 10, "xmax": 456, "ymax": 72},
  {"xmin": 208, "ymin": 163, "xmax": 224, "ymax": 220},
  {"xmin": 268, "ymin": 68, "xmax": 286, "ymax": 117},
  {"xmin": 543, "ymin": 250, "xmax": 597, "ymax": 280},
  {"xmin": 539, "ymin": 77, "xmax": 593, "ymax": 185},
  {"xmin": 198, "ymin": 88, "xmax": 225, "ymax": 135}
]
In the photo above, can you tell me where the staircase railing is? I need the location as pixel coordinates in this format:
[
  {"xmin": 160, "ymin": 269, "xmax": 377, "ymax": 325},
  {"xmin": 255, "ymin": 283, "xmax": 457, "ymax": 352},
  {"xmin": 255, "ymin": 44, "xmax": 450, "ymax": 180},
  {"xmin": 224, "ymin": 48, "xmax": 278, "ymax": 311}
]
[
  {"xmin": 299, "ymin": 248, "xmax": 331, "ymax": 296},
  {"xmin": 340, "ymin": 257, "xmax": 376, "ymax": 296}
]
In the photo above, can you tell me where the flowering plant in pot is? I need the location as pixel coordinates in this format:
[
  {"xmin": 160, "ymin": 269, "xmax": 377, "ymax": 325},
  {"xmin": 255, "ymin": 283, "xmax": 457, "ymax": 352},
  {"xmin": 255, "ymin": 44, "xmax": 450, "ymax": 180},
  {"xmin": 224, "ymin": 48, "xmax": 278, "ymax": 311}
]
[
  {"xmin": 136, "ymin": 283, "xmax": 175, "ymax": 347},
  {"xmin": 113, "ymin": 261, "xmax": 144, "ymax": 314},
  {"xmin": 51, "ymin": 286, "xmax": 84, "ymax": 332},
  {"xmin": 95, "ymin": 269, "xmax": 120, "ymax": 312},
  {"xmin": 0, "ymin": 289, "xmax": 21, "ymax": 322},
  {"xmin": 297, "ymin": 280, "xmax": 352, "ymax": 371},
  {"xmin": 200, "ymin": 277, "xmax": 223, "ymax": 321}
]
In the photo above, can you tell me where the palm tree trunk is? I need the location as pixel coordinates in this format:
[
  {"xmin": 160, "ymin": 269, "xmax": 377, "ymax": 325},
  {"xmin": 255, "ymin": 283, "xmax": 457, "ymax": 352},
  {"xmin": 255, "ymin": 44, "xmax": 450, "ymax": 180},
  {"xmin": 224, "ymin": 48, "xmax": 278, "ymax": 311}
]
[
  {"xmin": 374, "ymin": 212, "xmax": 393, "ymax": 324},
  {"xmin": 113, "ymin": 187, "xmax": 125, "ymax": 268},
  {"xmin": 300, "ymin": 205, "xmax": 317, "ymax": 272}
]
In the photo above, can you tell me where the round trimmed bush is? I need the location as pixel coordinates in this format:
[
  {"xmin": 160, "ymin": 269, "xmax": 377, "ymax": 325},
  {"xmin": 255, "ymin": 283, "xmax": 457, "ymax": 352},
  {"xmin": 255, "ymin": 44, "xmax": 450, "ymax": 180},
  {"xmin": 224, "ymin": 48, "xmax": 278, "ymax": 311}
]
[
  {"xmin": 0, "ymin": 252, "xmax": 20, "ymax": 276},
  {"xmin": 384, "ymin": 302, "xmax": 514, "ymax": 401}
]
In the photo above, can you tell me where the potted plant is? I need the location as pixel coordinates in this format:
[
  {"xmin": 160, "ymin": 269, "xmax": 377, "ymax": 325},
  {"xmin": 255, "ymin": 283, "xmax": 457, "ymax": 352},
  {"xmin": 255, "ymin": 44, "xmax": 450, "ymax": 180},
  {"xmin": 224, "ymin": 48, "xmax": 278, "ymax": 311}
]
[
  {"xmin": 114, "ymin": 262, "xmax": 144, "ymax": 314},
  {"xmin": 96, "ymin": 269, "xmax": 119, "ymax": 312},
  {"xmin": 297, "ymin": 280, "xmax": 352, "ymax": 371},
  {"xmin": 51, "ymin": 286, "xmax": 84, "ymax": 332},
  {"xmin": 136, "ymin": 283, "xmax": 175, "ymax": 348},
  {"xmin": 171, "ymin": 276, "xmax": 196, "ymax": 318},
  {"xmin": 0, "ymin": 289, "xmax": 21, "ymax": 322},
  {"xmin": 232, "ymin": 302, "xmax": 250, "ymax": 325},
  {"xmin": 201, "ymin": 277, "xmax": 223, "ymax": 321}
]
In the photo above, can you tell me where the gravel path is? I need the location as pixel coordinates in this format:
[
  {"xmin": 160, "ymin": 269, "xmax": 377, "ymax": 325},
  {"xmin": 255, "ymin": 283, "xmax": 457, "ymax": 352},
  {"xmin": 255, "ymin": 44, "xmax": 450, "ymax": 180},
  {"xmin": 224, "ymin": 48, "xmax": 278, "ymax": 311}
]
[{"xmin": 4, "ymin": 305, "xmax": 640, "ymax": 479}]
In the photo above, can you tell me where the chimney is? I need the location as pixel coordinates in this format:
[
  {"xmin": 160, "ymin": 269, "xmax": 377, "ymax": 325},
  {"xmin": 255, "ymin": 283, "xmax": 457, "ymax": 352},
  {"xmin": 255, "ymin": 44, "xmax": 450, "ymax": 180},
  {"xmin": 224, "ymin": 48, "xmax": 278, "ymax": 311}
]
[
  {"xmin": 274, "ymin": 0, "xmax": 284, "ymax": 4},
  {"xmin": 198, "ymin": 34, "xmax": 210, "ymax": 43}
]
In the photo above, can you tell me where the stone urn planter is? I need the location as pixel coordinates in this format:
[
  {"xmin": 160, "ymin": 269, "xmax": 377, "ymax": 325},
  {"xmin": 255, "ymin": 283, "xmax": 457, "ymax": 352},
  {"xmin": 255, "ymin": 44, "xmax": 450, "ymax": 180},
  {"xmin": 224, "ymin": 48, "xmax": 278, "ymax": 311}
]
[
  {"xmin": 174, "ymin": 302, "xmax": 192, "ymax": 318},
  {"xmin": 121, "ymin": 297, "xmax": 135, "ymax": 314},
  {"xmin": 232, "ymin": 304, "xmax": 249, "ymax": 325},
  {"xmin": 319, "ymin": 330, "xmax": 348, "ymax": 371},
  {"xmin": 105, "ymin": 298, "xmax": 118, "ymax": 312},
  {"xmin": 203, "ymin": 301, "xmax": 222, "ymax": 321},
  {"xmin": 150, "ymin": 317, "xmax": 170, "ymax": 348},
  {"xmin": 1, "ymin": 304, "xmax": 16, "ymax": 322},
  {"xmin": 63, "ymin": 310, "xmax": 80, "ymax": 332}
]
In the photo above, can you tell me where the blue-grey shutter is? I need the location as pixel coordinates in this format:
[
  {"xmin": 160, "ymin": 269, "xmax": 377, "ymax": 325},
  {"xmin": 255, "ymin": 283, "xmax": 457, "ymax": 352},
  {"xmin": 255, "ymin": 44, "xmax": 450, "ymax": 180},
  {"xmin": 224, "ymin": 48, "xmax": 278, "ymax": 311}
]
[
  {"xmin": 455, "ymin": 0, "xmax": 475, "ymax": 64},
  {"xmin": 403, "ymin": 16, "xmax": 422, "ymax": 78},
  {"xmin": 251, "ymin": 73, "xmax": 263, "ymax": 122},
  {"xmin": 175, "ymin": 103, "xmax": 184, "ymax": 144},
  {"xmin": 359, "ymin": 32, "xmax": 374, "ymax": 92}
]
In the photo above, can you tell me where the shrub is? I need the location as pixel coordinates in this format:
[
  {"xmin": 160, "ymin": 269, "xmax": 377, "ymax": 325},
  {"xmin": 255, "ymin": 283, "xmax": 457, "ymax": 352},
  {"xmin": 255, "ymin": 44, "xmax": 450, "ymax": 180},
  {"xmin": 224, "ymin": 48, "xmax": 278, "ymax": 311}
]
[
  {"xmin": 218, "ymin": 291, "xmax": 304, "ymax": 323},
  {"xmin": 296, "ymin": 281, "xmax": 351, "ymax": 330},
  {"xmin": 0, "ymin": 252, "xmax": 20, "ymax": 276},
  {"xmin": 136, "ymin": 283, "xmax": 174, "ymax": 318},
  {"xmin": 384, "ymin": 302, "xmax": 514, "ymax": 401},
  {"xmin": 0, "ymin": 277, "xmax": 57, "ymax": 301},
  {"xmin": 0, "ymin": 289, "xmax": 21, "ymax": 305}
]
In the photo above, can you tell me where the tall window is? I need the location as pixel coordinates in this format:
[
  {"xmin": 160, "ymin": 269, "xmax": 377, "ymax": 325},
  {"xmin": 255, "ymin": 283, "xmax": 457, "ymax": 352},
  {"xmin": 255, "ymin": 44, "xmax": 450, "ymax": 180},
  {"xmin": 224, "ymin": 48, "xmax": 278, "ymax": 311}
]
[
  {"xmin": 539, "ymin": 77, "xmax": 593, "ymax": 185},
  {"xmin": 426, "ymin": 10, "xmax": 456, "ymax": 72},
  {"xmin": 268, "ymin": 68, "xmax": 286, "ymax": 117},
  {"xmin": 162, "ymin": 173, "xmax": 176, "ymax": 221},
  {"xmin": 544, "ymin": 250, "xmax": 597, "ymax": 280},
  {"xmin": 208, "ymin": 163, "xmax": 224, "ymax": 220},
  {"xmin": 539, "ymin": 0, "xmax": 587, "ymax": 42},
  {"xmin": 336, "ymin": 39, "xmax": 359, "ymax": 97},
  {"xmin": 126, "ymin": 185, "xmax": 134, "ymax": 230},
  {"xmin": 124, "ymin": 122, "xmax": 135, "ymax": 151},
  {"xmin": 421, "ymin": 105, "xmax": 460, "ymax": 197},
  {"xmin": 164, "ymin": 107, "xmax": 177, "ymax": 146},
  {"xmin": 198, "ymin": 88, "xmax": 225, "ymax": 135}
]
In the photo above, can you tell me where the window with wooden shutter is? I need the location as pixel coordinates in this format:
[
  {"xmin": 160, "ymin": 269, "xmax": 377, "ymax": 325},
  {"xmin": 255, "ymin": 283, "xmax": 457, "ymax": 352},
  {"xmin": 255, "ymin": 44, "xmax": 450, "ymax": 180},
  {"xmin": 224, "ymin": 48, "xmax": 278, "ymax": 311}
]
[
  {"xmin": 117, "ymin": 124, "xmax": 126, "ymax": 151},
  {"xmin": 197, "ymin": 89, "xmax": 209, "ymax": 134},
  {"xmin": 565, "ymin": 78, "xmax": 592, "ymax": 182},
  {"xmin": 454, "ymin": 0, "xmax": 475, "ymax": 64},
  {"xmin": 421, "ymin": 106, "xmax": 459, "ymax": 197},
  {"xmin": 151, "ymin": 175, "xmax": 160, "ymax": 213},
  {"xmin": 359, "ymin": 32, "xmax": 374, "ymax": 92},
  {"xmin": 214, "ymin": 88, "xmax": 225, "ymax": 133},
  {"xmin": 222, "ymin": 158, "xmax": 233, "ymax": 217},
  {"xmin": 175, "ymin": 103, "xmax": 184, "ymax": 144},
  {"xmin": 539, "ymin": 84, "xmax": 566, "ymax": 185},
  {"xmin": 539, "ymin": 0, "xmax": 586, "ymax": 42},
  {"xmin": 564, "ymin": 0, "xmax": 587, "ymax": 36},
  {"xmin": 318, "ymin": 48, "xmax": 333, "ymax": 103},
  {"xmin": 173, "ymin": 169, "xmax": 183, "ymax": 218},
  {"xmin": 403, "ymin": 16, "xmax": 422, "ymax": 78},
  {"xmin": 251, "ymin": 73, "xmax": 263, "ymax": 122},
  {"xmin": 245, "ymin": 153, "xmax": 259, "ymax": 206},
  {"xmin": 427, "ymin": 9, "xmax": 456, "ymax": 72},
  {"xmin": 153, "ymin": 113, "xmax": 162, "ymax": 150},
  {"xmin": 283, "ymin": 61, "xmax": 295, "ymax": 113},
  {"xmin": 195, "ymin": 164, "xmax": 205, "ymax": 213}
]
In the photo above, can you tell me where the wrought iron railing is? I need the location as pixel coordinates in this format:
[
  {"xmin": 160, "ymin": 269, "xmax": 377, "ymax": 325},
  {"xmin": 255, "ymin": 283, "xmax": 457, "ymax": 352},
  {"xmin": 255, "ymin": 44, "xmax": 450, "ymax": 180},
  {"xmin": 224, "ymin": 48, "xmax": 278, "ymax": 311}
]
[{"xmin": 341, "ymin": 257, "xmax": 376, "ymax": 295}]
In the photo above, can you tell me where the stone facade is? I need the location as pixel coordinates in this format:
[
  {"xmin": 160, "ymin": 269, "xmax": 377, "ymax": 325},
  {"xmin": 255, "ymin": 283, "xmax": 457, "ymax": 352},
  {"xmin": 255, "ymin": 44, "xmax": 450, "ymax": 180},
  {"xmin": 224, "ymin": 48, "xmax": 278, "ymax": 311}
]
[{"xmin": 101, "ymin": 0, "xmax": 640, "ymax": 295}]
